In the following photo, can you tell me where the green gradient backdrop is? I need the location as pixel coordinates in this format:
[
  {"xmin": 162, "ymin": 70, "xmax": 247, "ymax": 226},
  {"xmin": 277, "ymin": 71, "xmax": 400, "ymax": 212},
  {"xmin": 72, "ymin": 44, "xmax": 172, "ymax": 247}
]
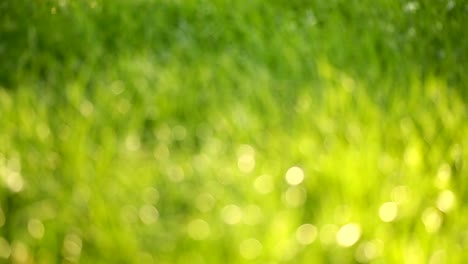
[{"xmin": 0, "ymin": 0, "xmax": 467, "ymax": 263}]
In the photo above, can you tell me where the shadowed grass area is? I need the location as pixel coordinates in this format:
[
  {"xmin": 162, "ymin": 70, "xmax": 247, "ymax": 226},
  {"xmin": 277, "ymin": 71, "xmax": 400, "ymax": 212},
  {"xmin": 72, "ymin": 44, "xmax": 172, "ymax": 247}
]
[{"xmin": 0, "ymin": 0, "xmax": 467, "ymax": 263}]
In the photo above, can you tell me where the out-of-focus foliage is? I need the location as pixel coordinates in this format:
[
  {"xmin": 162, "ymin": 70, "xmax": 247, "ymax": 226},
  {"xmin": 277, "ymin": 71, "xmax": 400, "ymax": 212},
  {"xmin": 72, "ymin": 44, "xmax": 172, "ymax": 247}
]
[{"xmin": 0, "ymin": 0, "xmax": 467, "ymax": 263}]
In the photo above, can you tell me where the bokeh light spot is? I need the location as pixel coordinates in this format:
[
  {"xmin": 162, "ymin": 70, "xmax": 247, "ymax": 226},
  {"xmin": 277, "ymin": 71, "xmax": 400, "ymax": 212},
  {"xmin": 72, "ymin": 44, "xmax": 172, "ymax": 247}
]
[
  {"xmin": 143, "ymin": 187, "xmax": 159, "ymax": 204},
  {"xmin": 28, "ymin": 219, "xmax": 45, "ymax": 240},
  {"xmin": 254, "ymin": 174, "xmax": 274, "ymax": 194},
  {"xmin": 125, "ymin": 134, "xmax": 141, "ymax": 152},
  {"xmin": 435, "ymin": 163, "xmax": 451, "ymax": 188},
  {"xmin": 36, "ymin": 123, "xmax": 51, "ymax": 141},
  {"xmin": 167, "ymin": 166, "xmax": 185, "ymax": 182},
  {"xmin": 237, "ymin": 145, "xmax": 255, "ymax": 173},
  {"xmin": 153, "ymin": 144, "xmax": 170, "ymax": 160},
  {"xmin": 404, "ymin": 146, "xmax": 421, "ymax": 169},
  {"xmin": 187, "ymin": 219, "xmax": 211, "ymax": 240},
  {"xmin": 243, "ymin": 205, "xmax": 263, "ymax": 225},
  {"xmin": 155, "ymin": 124, "xmax": 172, "ymax": 142},
  {"xmin": 403, "ymin": 1, "xmax": 420, "ymax": 13},
  {"xmin": 239, "ymin": 238, "xmax": 262, "ymax": 260},
  {"xmin": 63, "ymin": 234, "xmax": 82, "ymax": 261},
  {"xmin": 2, "ymin": 162, "xmax": 24, "ymax": 192},
  {"xmin": 355, "ymin": 240, "xmax": 383, "ymax": 263},
  {"xmin": 429, "ymin": 250, "xmax": 446, "ymax": 264},
  {"xmin": 117, "ymin": 98, "xmax": 131, "ymax": 114},
  {"xmin": 422, "ymin": 207, "xmax": 442, "ymax": 233},
  {"xmin": 196, "ymin": 193, "xmax": 216, "ymax": 212},
  {"xmin": 284, "ymin": 186, "xmax": 307, "ymax": 207},
  {"xmin": 139, "ymin": 205, "xmax": 159, "ymax": 225},
  {"xmin": 391, "ymin": 185, "xmax": 411, "ymax": 204},
  {"xmin": 319, "ymin": 224, "xmax": 338, "ymax": 245},
  {"xmin": 221, "ymin": 204, "xmax": 243, "ymax": 225},
  {"xmin": 12, "ymin": 242, "xmax": 29, "ymax": 263},
  {"xmin": 436, "ymin": 190, "xmax": 455, "ymax": 212},
  {"xmin": 120, "ymin": 205, "xmax": 138, "ymax": 224},
  {"xmin": 0, "ymin": 238, "xmax": 10, "ymax": 259},
  {"xmin": 110, "ymin": 80, "xmax": 125, "ymax": 95},
  {"xmin": 296, "ymin": 224, "xmax": 318, "ymax": 245},
  {"xmin": 79, "ymin": 100, "xmax": 94, "ymax": 117},
  {"xmin": 336, "ymin": 223, "xmax": 361, "ymax": 247},
  {"xmin": 285, "ymin": 166, "xmax": 304, "ymax": 185},
  {"xmin": 379, "ymin": 202, "xmax": 398, "ymax": 222}
]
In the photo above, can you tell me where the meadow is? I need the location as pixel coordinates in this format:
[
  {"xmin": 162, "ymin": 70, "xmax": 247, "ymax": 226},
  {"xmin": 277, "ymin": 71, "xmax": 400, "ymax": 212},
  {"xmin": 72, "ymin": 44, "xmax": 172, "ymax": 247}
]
[{"xmin": 0, "ymin": 0, "xmax": 467, "ymax": 263}]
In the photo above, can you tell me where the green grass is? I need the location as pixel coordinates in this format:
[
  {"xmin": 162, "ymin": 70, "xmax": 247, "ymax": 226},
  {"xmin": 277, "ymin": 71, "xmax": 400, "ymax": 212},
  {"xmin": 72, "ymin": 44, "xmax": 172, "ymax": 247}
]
[{"xmin": 0, "ymin": 0, "xmax": 467, "ymax": 263}]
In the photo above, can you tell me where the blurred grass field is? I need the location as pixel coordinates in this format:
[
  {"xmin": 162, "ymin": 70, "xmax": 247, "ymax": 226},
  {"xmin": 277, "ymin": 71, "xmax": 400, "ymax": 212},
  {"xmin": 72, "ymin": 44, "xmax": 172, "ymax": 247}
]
[{"xmin": 0, "ymin": 0, "xmax": 467, "ymax": 263}]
